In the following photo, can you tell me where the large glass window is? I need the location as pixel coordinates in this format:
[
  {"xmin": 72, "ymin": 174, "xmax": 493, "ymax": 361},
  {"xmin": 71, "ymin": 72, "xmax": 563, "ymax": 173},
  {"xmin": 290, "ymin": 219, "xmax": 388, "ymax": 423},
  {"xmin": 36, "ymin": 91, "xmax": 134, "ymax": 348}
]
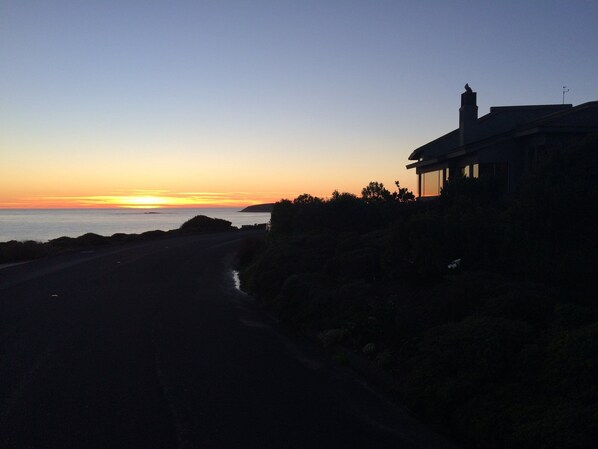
[{"xmin": 422, "ymin": 170, "xmax": 442, "ymax": 197}]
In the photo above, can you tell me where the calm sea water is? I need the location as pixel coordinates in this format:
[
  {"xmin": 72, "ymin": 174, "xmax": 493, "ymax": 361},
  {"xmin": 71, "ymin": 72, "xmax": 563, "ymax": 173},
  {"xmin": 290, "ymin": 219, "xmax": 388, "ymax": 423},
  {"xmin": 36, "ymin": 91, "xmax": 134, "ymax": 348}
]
[{"xmin": 0, "ymin": 208, "xmax": 270, "ymax": 242}]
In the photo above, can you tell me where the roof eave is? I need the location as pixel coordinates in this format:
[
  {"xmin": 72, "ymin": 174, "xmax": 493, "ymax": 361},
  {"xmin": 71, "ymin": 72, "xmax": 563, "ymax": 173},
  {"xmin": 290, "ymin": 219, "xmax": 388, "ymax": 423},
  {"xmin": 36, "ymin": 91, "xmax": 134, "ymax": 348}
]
[
  {"xmin": 406, "ymin": 158, "xmax": 438, "ymax": 170},
  {"xmin": 516, "ymin": 125, "xmax": 598, "ymax": 138}
]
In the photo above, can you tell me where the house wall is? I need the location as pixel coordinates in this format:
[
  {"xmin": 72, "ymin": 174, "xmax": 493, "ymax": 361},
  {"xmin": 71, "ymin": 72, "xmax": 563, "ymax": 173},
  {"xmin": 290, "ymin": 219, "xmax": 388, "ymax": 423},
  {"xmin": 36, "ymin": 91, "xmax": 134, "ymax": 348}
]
[{"xmin": 476, "ymin": 141, "xmax": 518, "ymax": 193}]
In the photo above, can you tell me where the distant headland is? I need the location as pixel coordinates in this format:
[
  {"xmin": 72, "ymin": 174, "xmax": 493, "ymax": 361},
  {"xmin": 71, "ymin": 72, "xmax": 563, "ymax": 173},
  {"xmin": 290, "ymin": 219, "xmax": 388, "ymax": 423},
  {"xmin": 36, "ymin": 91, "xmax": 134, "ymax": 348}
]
[{"xmin": 240, "ymin": 203, "xmax": 275, "ymax": 213}]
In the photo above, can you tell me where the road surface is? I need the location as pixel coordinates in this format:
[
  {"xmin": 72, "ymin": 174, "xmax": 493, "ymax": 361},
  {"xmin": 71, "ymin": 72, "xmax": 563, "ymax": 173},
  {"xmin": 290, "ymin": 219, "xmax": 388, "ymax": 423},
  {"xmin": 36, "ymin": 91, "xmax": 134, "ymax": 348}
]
[{"xmin": 0, "ymin": 231, "xmax": 457, "ymax": 448}]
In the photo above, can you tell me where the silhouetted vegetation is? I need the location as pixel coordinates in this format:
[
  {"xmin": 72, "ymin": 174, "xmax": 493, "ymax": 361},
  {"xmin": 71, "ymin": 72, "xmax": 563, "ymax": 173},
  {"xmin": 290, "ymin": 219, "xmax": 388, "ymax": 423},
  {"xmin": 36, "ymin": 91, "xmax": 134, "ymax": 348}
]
[
  {"xmin": 0, "ymin": 240, "xmax": 50, "ymax": 264},
  {"xmin": 0, "ymin": 215, "xmax": 241, "ymax": 265},
  {"xmin": 238, "ymin": 138, "xmax": 598, "ymax": 449},
  {"xmin": 179, "ymin": 215, "xmax": 233, "ymax": 232}
]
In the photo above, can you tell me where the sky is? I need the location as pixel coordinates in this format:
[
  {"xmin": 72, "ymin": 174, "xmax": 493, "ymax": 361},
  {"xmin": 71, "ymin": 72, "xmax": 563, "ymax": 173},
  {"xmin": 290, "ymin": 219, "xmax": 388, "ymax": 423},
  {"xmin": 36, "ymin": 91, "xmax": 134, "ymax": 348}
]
[{"xmin": 1, "ymin": 0, "xmax": 597, "ymax": 208}]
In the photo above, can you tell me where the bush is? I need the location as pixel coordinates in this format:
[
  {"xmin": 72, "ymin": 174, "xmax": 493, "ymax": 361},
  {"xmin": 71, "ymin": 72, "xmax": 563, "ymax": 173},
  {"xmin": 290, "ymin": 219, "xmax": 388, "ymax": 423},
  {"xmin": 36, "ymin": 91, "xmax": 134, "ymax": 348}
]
[
  {"xmin": 240, "ymin": 234, "xmax": 334, "ymax": 304},
  {"xmin": 275, "ymin": 273, "xmax": 338, "ymax": 329},
  {"xmin": 50, "ymin": 233, "xmax": 109, "ymax": 248},
  {"xmin": 401, "ymin": 316, "xmax": 533, "ymax": 421},
  {"xmin": 542, "ymin": 324, "xmax": 598, "ymax": 402},
  {"xmin": 324, "ymin": 247, "xmax": 381, "ymax": 282},
  {"xmin": 0, "ymin": 240, "xmax": 48, "ymax": 264},
  {"xmin": 179, "ymin": 215, "xmax": 233, "ymax": 232}
]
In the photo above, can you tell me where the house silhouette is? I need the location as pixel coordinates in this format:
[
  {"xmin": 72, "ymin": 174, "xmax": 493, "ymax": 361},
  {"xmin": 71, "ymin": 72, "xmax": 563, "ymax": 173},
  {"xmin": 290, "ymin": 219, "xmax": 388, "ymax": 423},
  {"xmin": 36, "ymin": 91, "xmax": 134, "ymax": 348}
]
[{"xmin": 406, "ymin": 86, "xmax": 598, "ymax": 197}]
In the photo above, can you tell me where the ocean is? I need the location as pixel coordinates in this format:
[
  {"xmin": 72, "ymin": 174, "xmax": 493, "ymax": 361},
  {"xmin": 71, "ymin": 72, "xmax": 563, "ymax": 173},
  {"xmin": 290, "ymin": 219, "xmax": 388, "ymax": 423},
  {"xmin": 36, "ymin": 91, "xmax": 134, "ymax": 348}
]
[{"xmin": 0, "ymin": 208, "xmax": 271, "ymax": 243}]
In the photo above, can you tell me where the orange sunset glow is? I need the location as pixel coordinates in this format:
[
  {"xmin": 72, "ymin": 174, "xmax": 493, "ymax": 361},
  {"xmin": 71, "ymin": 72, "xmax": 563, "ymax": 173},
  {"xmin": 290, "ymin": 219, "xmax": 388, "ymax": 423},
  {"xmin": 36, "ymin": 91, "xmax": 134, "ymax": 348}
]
[
  {"xmin": 2, "ymin": 1, "xmax": 594, "ymax": 212},
  {"xmin": 2, "ymin": 4, "xmax": 597, "ymax": 449},
  {"xmin": 0, "ymin": 192, "xmax": 286, "ymax": 209}
]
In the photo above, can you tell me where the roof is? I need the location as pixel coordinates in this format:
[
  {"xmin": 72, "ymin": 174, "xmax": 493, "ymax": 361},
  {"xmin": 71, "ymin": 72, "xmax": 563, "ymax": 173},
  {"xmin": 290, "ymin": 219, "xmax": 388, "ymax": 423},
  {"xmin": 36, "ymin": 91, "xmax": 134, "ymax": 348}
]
[
  {"xmin": 407, "ymin": 102, "xmax": 598, "ymax": 163},
  {"xmin": 517, "ymin": 101, "xmax": 598, "ymax": 134}
]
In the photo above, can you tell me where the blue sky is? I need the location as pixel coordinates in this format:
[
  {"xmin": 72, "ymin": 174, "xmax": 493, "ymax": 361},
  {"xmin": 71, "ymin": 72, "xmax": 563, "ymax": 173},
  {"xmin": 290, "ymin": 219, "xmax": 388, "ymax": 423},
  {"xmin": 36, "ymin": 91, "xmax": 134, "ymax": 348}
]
[{"xmin": 1, "ymin": 0, "xmax": 597, "ymax": 206}]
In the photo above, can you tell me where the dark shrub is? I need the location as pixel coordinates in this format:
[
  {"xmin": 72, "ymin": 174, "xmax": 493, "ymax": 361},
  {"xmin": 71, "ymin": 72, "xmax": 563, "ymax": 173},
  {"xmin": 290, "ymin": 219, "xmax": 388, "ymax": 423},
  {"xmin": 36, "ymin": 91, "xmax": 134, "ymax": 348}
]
[
  {"xmin": 49, "ymin": 233, "xmax": 109, "ymax": 248},
  {"xmin": 275, "ymin": 273, "xmax": 338, "ymax": 329},
  {"xmin": 552, "ymin": 302, "xmax": 594, "ymax": 329},
  {"xmin": 110, "ymin": 232, "xmax": 136, "ymax": 242},
  {"xmin": 140, "ymin": 230, "xmax": 167, "ymax": 239},
  {"xmin": 440, "ymin": 175, "xmax": 504, "ymax": 207},
  {"xmin": 240, "ymin": 241, "xmax": 305, "ymax": 302},
  {"xmin": 401, "ymin": 211, "xmax": 448, "ymax": 279},
  {"xmin": 326, "ymin": 191, "xmax": 369, "ymax": 232},
  {"xmin": 325, "ymin": 247, "xmax": 380, "ymax": 282},
  {"xmin": 179, "ymin": 215, "xmax": 233, "ymax": 232},
  {"xmin": 76, "ymin": 233, "xmax": 109, "ymax": 246},
  {"xmin": 401, "ymin": 316, "xmax": 533, "ymax": 421},
  {"xmin": 481, "ymin": 283, "xmax": 556, "ymax": 327},
  {"xmin": 542, "ymin": 323, "xmax": 598, "ymax": 401},
  {"xmin": 48, "ymin": 236, "xmax": 74, "ymax": 247},
  {"xmin": 269, "ymin": 199, "xmax": 295, "ymax": 235},
  {"xmin": 236, "ymin": 235, "xmax": 267, "ymax": 269},
  {"xmin": 275, "ymin": 275, "xmax": 374, "ymax": 332},
  {"xmin": 0, "ymin": 240, "xmax": 48, "ymax": 264}
]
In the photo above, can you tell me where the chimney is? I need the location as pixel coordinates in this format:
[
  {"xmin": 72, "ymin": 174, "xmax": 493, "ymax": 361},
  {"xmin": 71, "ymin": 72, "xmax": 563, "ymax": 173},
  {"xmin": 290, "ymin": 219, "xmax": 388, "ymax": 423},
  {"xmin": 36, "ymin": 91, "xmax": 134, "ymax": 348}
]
[{"xmin": 459, "ymin": 84, "xmax": 478, "ymax": 146}]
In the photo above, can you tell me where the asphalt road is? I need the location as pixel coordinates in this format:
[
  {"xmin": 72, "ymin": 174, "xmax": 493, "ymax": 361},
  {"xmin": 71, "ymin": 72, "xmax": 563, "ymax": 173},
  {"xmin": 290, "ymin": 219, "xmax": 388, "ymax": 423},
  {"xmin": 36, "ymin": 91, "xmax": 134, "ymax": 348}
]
[{"xmin": 0, "ymin": 231, "xmax": 457, "ymax": 449}]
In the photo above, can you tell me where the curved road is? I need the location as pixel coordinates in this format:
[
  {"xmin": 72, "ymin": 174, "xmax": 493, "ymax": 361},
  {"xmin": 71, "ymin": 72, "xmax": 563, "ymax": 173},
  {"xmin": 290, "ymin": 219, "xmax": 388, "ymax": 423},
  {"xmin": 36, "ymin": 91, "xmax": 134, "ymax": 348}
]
[{"xmin": 0, "ymin": 231, "xmax": 457, "ymax": 449}]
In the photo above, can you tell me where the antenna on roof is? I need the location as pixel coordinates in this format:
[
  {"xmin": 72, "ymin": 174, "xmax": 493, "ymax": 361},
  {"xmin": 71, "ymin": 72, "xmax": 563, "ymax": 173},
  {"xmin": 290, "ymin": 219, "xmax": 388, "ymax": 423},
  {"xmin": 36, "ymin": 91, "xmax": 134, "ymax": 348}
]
[{"xmin": 562, "ymin": 86, "xmax": 570, "ymax": 104}]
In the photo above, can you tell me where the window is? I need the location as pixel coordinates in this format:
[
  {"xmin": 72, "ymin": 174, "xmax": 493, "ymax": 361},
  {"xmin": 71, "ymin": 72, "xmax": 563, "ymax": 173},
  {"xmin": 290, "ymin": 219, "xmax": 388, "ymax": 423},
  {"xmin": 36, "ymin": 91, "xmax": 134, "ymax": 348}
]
[
  {"xmin": 460, "ymin": 164, "xmax": 479, "ymax": 178},
  {"xmin": 422, "ymin": 170, "xmax": 442, "ymax": 197}
]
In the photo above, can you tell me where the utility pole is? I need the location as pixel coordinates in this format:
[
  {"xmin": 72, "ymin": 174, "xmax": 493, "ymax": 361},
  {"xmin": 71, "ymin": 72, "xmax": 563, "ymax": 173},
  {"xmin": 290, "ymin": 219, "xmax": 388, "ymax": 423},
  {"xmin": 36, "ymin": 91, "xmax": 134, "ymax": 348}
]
[{"xmin": 562, "ymin": 86, "xmax": 570, "ymax": 104}]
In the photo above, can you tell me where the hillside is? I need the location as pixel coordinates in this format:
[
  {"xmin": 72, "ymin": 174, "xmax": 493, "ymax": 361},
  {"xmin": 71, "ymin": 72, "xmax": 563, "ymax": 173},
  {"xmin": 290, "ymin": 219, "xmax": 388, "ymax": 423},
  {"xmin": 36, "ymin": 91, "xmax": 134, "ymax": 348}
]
[
  {"xmin": 240, "ymin": 203, "xmax": 275, "ymax": 213},
  {"xmin": 237, "ymin": 138, "xmax": 598, "ymax": 449}
]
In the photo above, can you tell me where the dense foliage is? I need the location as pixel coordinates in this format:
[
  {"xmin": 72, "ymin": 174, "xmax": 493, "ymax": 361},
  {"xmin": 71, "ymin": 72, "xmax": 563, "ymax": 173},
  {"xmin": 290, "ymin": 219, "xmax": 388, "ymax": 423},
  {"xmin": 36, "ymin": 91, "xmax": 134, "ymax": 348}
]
[{"xmin": 239, "ymin": 138, "xmax": 598, "ymax": 449}]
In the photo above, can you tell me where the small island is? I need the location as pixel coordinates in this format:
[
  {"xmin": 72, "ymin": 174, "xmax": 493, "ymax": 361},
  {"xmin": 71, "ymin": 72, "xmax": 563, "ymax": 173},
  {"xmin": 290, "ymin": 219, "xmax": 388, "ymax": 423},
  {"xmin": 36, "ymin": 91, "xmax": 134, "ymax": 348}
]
[{"xmin": 240, "ymin": 203, "xmax": 275, "ymax": 213}]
